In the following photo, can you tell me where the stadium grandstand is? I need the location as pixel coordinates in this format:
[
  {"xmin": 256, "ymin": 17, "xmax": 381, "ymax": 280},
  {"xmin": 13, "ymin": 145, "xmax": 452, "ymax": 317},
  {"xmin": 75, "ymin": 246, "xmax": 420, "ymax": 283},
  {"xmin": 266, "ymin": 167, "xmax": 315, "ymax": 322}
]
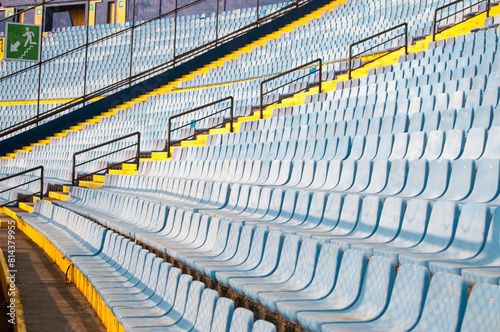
[{"xmin": 1, "ymin": 0, "xmax": 500, "ymax": 330}]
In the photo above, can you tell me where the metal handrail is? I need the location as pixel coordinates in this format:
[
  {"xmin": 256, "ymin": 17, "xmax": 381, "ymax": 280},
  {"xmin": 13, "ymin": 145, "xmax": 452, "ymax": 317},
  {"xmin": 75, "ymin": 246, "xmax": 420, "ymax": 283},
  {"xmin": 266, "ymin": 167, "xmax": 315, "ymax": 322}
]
[
  {"xmin": 260, "ymin": 59, "xmax": 322, "ymax": 119},
  {"xmin": 167, "ymin": 96, "xmax": 234, "ymax": 157},
  {"xmin": 0, "ymin": 0, "xmax": 214, "ymax": 83},
  {"xmin": 71, "ymin": 132, "xmax": 140, "ymax": 186},
  {"xmin": 0, "ymin": 166, "xmax": 44, "ymax": 207},
  {"xmin": 348, "ymin": 23, "xmax": 408, "ymax": 80},
  {"xmin": 433, "ymin": 0, "xmax": 491, "ymax": 41},
  {"xmin": 0, "ymin": 0, "xmax": 309, "ymax": 140}
]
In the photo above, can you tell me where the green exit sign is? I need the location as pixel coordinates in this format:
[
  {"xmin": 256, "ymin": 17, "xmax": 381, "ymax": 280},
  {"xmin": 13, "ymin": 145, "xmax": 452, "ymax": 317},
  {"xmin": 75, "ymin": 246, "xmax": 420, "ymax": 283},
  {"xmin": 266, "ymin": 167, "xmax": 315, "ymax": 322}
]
[{"xmin": 5, "ymin": 23, "xmax": 42, "ymax": 62}]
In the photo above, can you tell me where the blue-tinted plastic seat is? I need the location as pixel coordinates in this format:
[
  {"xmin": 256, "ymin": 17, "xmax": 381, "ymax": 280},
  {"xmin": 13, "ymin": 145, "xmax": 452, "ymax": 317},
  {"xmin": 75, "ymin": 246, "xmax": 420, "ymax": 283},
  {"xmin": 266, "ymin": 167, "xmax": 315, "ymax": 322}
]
[
  {"xmin": 400, "ymin": 204, "xmax": 488, "ymax": 267},
  {"xmin": 429, "ymin": 206, "xmax": 500, "ymax": 280},
  {"xmin": 297, "ymin": 256, "xmax": 396, "ymax": 332},
  {"xmin": 410, "ymin": 272, "xmax": 467, "ymax": 332},
  {"xmin": 252, "ymin": 320, "xmax": 276, "ymax": 332},
  {"xmin": 258, "ymin": 244, "xmax": 342, "ymax": 312},
  {"xmin": 460, "ymin": 283, "xmax": 500, "ymax": 332},
  {"xmin": 210, "ymin": 297, "xmax": 234, "ymax": 332},
  {"xmin": 321, "ymin": 264, "xmax": 430, "ymax": 332},
  {"xmin": 229, "ymin": 308, "xmax": 254, "ymax": 332},
  {"xmin": 276, "ymin": 249, "xmax": 368, "ymax": 323}
]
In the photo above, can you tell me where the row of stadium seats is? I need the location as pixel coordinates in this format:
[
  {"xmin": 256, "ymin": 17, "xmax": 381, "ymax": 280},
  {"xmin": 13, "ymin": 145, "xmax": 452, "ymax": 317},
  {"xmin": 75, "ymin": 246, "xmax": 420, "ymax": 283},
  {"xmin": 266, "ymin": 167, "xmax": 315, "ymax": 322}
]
[
  {"xmin": 21, "ymin": 199, "xmax": 277, "ymax": 331},
  {"xmin": 0, "ymin": 2, "xmax": 289, "ymax": 101},
  {"xmin": 53, "ymin": 189, "xmax": 500, "ymax": 331}
]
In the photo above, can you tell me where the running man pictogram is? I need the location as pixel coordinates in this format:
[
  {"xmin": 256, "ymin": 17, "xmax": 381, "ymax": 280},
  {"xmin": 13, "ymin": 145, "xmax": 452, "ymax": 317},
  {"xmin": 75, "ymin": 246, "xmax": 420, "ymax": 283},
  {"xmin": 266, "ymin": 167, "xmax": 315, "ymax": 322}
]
[{"xmin": 22, "ymin": 27, "xmax": 38, "ymax": 47}]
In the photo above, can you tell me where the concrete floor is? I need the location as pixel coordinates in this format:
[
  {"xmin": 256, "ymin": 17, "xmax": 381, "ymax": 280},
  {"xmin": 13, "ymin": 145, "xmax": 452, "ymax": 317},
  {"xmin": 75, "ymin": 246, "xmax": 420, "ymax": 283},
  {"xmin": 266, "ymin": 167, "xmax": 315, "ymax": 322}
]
[{"xmin": 0, "ymin": 227, "xmax": 106, "ymax": 332}]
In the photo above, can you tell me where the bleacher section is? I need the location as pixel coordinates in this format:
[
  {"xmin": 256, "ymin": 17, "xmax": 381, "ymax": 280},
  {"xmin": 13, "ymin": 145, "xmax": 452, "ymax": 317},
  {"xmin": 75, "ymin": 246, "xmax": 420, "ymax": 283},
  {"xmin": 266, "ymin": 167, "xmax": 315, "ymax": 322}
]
[
  {"xmin": 2, "ymin": 0, "xmax": 500, "ymax": 330},
  {"xmin": 0, "ymin": 2, "xmax": 289, "ymax": 102}
]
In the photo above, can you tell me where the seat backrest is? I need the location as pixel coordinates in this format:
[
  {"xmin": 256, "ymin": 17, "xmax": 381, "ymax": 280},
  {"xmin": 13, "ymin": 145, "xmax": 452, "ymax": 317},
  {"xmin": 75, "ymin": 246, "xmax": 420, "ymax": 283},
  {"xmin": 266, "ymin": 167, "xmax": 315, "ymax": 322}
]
[
  {"xmin": 252, "ymin": 320, "xmax": 276, "ymax": 332},
  {"xmin": 461, "ymin": 283, "xmax": 500, "ymax": 332},
  {"xmin": 211, "ymin": 297, "xmax": 234, "ymax": 332},
  {"xmin": 372, "ymin": 264, "xmax": 430, "ymax": 330},
  {"xmin": 411, "ymin": 272, "xmax": 467, "ymax": 332},
  {"xmin": 229, "ymin": 308, "xmax": 254, "ymax": 332}
]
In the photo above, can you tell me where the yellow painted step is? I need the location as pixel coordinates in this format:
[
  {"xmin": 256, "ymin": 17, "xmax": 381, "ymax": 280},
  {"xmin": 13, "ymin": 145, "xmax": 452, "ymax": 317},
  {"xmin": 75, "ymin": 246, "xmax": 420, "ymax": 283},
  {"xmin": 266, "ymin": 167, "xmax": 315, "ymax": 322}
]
[
  {"xmin": 209, "ymin": 127, "xmax": 232, "ymax": 135},
  {"xmin": 151, "ymin": 152, "xmax": 170, "ymax": 160},
  {"xmin": 180, "ymin": 139, "xmax": 206, "ymax": 147},
  {"xmin": 62, "ymin": 186, "xmax": 71, "ymax": 193},
  {"xmin": 108, "ymin": 169, "xmax": 137, "ymax": 176},
  {"xmin": 93, "ymin": 175, "xmax": 106, "ymax": 182},
  {"xmin": 48, "ymin": 191, "xmax": 68, "ymax": 201},
  {"xmin": 18, "ymin": 202, "xmax": 34, "ymax": 213},
  {"xmin": 121, "ymin": 164, "xmax": 137, "ymax": 171},
  {"xmin": 79, "ymin": 181, "xmax": 103, "ymax": 189}
]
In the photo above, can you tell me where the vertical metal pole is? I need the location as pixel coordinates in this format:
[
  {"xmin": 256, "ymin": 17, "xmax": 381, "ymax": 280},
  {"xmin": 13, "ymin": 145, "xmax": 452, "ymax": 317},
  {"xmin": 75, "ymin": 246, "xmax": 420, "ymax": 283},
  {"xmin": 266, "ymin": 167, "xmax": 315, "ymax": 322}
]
[
  {"xmin": 167, "ymin": 119, "xmax": 171, "ymax": 158},
  {"xmin": 229, "ymin": 97, "xmax": 233, "ymax": 133},
  {"xmin": 83, "ymin": 0, "xmax": 90, "ymax": 102},
  {"xmin": 404, "ymin": 23, "xmax": 408, "ymax": 55},
  {"xmin": 72, "ymin": 154, "xmax": 76, "ymax": 186},
  {"xmin": 215, "ymin": 0, "xmax": 219, "ymax": 47},
  {"xmin": 260, "ymin": 82, "xmax": 264, "ymax": 119},
  {"xmin": 256, "ymin": 0, "xmax": 260, "ymax": 23},
  {"xmin": 136, "ymin": 132, "xmax": 140, "ymax": 170},
  {"xmin": 173, "ymin": 0, "xmax": 178, "ymax": 64},
  {"xmin": 433, "ymin": 8, "xmax": 437, "ymax": 42},
  {"xmin": 348, "ymin": 45, "xmax": 352, "ymax": 80},
  {"xmin": 39, "ymin": 166, "xmax": 44, "ymax": 200},
  {"xmin": 129, "ymin": 0, "xmax": 137, "ymax": 87},
  {"xmin": 318, "ymin": 59, "xmax": 322, "ymax": 94},
  {"xmin": 36, "ymin": 0, "xmax": 46, "ymax": 126},
  {"xmin": 487, "ymin": 0, "xmax": 490, "ymax": 17}
]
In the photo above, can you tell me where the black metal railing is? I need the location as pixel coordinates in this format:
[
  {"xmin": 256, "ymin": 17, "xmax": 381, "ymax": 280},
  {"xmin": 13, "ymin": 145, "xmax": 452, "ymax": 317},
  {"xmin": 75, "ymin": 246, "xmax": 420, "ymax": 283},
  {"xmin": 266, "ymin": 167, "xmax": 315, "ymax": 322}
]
[
  {"xmin": 260, "ymin": 59, "xmax": 322, "ymax": 119},
  {"xmin": 348, "ymin": 23, "xmax": 408, "ymax": 80},
  {"xmin": 71, "ymin": 132, "xmax": 140, "ymax": 186},
  {"xmin": 167, "ymin": 96, "xmax": 234, "ymax": 157},
  {"xmin": 0, "ymin": 166, "xmax": 44, "ymax": 207},
  {"xmin": 0, "ymin": 0, "xmax": 310, "ymax": 141},
  {"xmin": 433, "ymin": 0, "xmax": 491, "ymax": 41}
]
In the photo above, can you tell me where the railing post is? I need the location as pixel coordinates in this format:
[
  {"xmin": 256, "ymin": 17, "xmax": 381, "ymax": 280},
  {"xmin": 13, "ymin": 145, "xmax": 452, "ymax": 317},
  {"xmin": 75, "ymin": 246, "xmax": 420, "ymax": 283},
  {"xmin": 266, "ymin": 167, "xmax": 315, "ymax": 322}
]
[
  {"xmin": 230, "ymin": 97, "xmax": 234, "ymax": 133},
  {"xmin": 260, "ymin": 82, "xmax": 264, "ymax": 119},
  {"xmin": 167, "ymin": 119, "xmax": 172, "ymax": 158},
  {"xmin": 173, "ymin": 0, "xmax": 178, "ymax": 64},
  {"xmin": 404, "ymin": 23, "xmax": 408, "ymax": 55},
  {"xmin": 36, "ymin": 0, "xmax": 46, "ymax": 127},
  {"xmin": 129, "ymin": 0, "xmax": 137, "ymax": 87},
  {"xmin": 136, "ymin": 132, "xmax": 141, "ymax": 170},
  {"xmin": 318, "ymin": 58, "xmax": 322, "ymax": 94},
  {"xmin": 348, "ymin": 45, "xmax": 352, "ymax": 80},
  {"xmin": 487, "ymin": 0, "xmax": 491, "ymax": 17},
  {"xmin": 72, "ymin": 153, "xmax": 76, "ymax": 186},
  {"xmin": 257, "ymin": 0, "xmax": 260, "ymax": 23},
  {"xmin": 215, "ymin": 0, "xmax": 219, "ymax": 46},
  {"xmin": 83, "ymin": 0, "xmax": 91, "ymax": 102},
  {"xmin": 39, "ymin": 166, "xmax": 44, "ymax": 201},
  {"xmin": 433, "ymin": 5, "xmax": 438, "ymax": 42}
]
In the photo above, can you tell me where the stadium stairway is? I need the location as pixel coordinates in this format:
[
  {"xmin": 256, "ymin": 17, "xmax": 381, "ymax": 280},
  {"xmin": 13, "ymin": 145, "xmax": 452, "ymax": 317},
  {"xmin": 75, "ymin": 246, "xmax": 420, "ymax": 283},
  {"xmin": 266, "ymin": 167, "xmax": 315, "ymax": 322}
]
[
  {"xmin": 1, "ymin": 0, "xmax": 345, "ymax": 160},
  {"xmin": 136, "ymin": 3, "xmax": 499, "ymax": 164}
]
